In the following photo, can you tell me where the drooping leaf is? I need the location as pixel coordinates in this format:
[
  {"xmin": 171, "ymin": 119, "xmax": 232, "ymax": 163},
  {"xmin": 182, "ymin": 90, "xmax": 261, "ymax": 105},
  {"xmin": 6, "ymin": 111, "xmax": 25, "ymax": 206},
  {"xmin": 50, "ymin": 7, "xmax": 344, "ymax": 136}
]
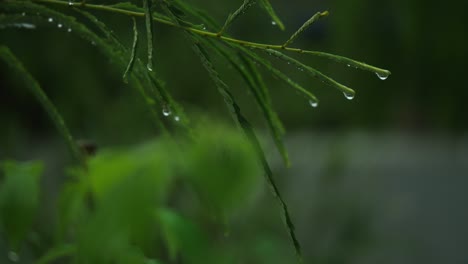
[
  {"xmin": 123, "ymin": 17, "xmax": 139, "ymax": 83},
  {"xmin": 0, "ymin": 160, "xmax": 43, "ymax": 250},
  {"xmin": 188, "ymin": 39, "xmax": 303, "ymax": 262},
  {"xmin": 235, "ymin": 44, "xmax": 319, "ymax": 105},
  {"xmin": 0, "ymin": 46, "xmax": 84, "ymax": 164},
  {"xmin": 198, "ymin": 37, "xmax": 289, "ymax": 166},
  {"xmin": 143, "ymin": 0, "xmax": 154, "ymax": 71},
  {"xmin": 265, "ymin": 48, "xmax": 356, "ymax": 97}
]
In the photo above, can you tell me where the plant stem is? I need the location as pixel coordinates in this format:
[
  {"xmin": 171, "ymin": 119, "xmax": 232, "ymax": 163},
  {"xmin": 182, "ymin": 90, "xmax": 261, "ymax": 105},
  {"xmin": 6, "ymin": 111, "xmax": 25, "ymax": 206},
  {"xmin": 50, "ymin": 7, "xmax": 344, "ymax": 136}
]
[{"xmin": 29, "ymin": 0, "xmax": 390, "ymax": 76}]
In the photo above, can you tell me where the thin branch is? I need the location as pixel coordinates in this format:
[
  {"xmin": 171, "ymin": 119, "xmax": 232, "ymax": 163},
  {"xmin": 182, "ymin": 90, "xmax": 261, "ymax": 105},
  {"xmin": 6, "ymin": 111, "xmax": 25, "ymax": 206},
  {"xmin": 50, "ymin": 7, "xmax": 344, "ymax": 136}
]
[{"xmin": 29, "ymin": 0, "xmax": 391, "ymax": 77}]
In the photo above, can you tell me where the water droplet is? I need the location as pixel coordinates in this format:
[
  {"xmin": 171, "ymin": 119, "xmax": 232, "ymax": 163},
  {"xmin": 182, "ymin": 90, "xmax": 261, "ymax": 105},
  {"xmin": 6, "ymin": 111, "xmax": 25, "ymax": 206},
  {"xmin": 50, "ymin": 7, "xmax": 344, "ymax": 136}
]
[
  {"xmin": 8, "ymin": 251, "xmax": 19, "ymax": 262},
  {"xmin": 343, "ymin": 91, "xmax": 355, "ymax": 100},
  {"xmin": 21, "ymin": 12, "xmax": 26, "ymax": 16},
  {"xmin": 67, "ymin": 28, "xmax": 72, "ymax": 32},
  {"xmin": 68, "ymin": 0, "xmax": 74, "ymax": 6},
  {"xmin": 174, "ymin": 116, "xmax": 180, "ymax": 122},
  {"xmin": 57, "ymin": 23, "xmax": 63, "ymax": 28},
  {"xmin": 376, "ymin": 72, "xmax": 389, "ymax": 80},
  {"xmin": 48, "ymin": 17, "xmax": 53, "ymax": 23},
  {"xmin": 91, "ymin": 41, "xmax": 96, "ymax": 46},
  {"xmin": 309, "ymin": 100, "xmax": 318, "ymax": 108},
  {"xmin": 147, "ymin": 63, "xmax": 153, "ymax": 71},
  {"xmin": 162, "ymin": 106, "xmax": 171, "ymax": 117},
  {"xmin": 347, "ymin": 64, "xmax": 351, "ymax": 67},
  {"xmin": 271, "ymin": 21, "xmax": 277, "ymax": 26}
]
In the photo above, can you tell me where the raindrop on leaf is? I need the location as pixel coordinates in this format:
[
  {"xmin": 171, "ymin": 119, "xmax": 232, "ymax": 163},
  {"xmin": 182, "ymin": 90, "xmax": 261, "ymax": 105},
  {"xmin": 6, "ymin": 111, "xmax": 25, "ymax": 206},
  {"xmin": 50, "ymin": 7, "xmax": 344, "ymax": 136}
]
[
  {"xmin": 309, "ymin": 100, "xmax": 318, "ymax": 108},
  {"xmin": 162, "ymin": 106, "xmax": 171, "ymax": 117},
  {"xmin": 343, "ymin": 91, "xmax": 355, "ymax": 100},
  {"xmin": 376, "ymin": 72, "xmax": 389, "ymax": 80}
]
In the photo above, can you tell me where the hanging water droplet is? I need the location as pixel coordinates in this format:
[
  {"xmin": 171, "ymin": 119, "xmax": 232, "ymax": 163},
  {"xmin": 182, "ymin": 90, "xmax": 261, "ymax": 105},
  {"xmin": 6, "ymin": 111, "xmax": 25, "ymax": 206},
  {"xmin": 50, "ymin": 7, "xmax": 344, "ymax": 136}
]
[
  {"xmin": 67, "ymin": 28, "xmax": 72, "ymax": 32},
  {"xmin": 376, "ymin": 72, "xmax": 389, "ymax": 80},
  {"xmin": 174, "ymin": 116, "xmax": 180, "ymax": 122},
  {"xmin": 48, "ymin": 17, "xmax": 53, "ymax": 22},
  {"xmin": 271, "ymin": 21, "xmax": 277, "ymax": 26},
  {"xmin": 162, "ymin": 107, "xmax": 171, "ymax": 117},
  {"xmin": 347, "ymin": 64, "xmax": 351, "ymax": 67},
  {"xmin": 57, "ymin": 23, "xmax": 63, "ymax": 28},
  {"xmin": 8, "ymin": 251, "xmax": 19, "ymax": 262},
  {"xmin": 343, "ymin": 91, "xmax": 355, "ymax": 100},
  {"xmin": 147, "ymin": 63, "xmax": 153, "ymax": 71},
  {"xmin": 68, "ymin": 0, "xmax": 74, "ymax": 6},
  {"xmin": 21, "ymin": 12, "xmax": 26, "ymax": 16},
  {"xmin": 309, "ymin": 100, "xmax": 318, "ymax": 108}
]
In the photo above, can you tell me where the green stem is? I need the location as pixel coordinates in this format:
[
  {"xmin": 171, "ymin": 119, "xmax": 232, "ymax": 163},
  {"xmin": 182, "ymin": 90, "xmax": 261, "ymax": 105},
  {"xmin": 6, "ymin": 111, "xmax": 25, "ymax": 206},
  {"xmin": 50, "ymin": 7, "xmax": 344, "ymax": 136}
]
[{"xmin": 29, "ymin": 0, "xmax": 390, "ymax": 76}]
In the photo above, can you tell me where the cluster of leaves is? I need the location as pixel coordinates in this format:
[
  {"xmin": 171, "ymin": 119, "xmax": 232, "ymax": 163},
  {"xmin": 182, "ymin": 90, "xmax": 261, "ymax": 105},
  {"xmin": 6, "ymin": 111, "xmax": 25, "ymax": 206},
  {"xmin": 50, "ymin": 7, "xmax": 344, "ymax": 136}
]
[
  {"xmin": 0, "ymin": 0, "xmax": 390, "ymax": 263},
  {"xmin": 0, "ymin": 124, "xmax": 265, "ymax": 263}
]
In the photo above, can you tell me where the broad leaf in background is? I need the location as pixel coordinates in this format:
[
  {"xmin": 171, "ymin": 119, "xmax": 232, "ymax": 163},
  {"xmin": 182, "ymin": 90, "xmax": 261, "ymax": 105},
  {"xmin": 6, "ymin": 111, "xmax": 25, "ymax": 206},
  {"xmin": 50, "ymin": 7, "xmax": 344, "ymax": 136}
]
[
  {"xmin": 184, "ymin": 123, "xmax": 261, "ymax": 213},
  {"xmin": 0, "ymin": 160, "xmax": 42, "ymax": 251},
  {"xmin": 75, "ymin": 140, "xmax": 175, "ymax": 263}
]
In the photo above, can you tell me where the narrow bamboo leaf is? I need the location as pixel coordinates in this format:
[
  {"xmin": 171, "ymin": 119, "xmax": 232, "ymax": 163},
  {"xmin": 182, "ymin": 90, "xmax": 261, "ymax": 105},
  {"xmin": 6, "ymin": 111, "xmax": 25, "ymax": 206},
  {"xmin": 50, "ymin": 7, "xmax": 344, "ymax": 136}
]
[
  {"xmin": 143, "ymin": 0, "xmax": 154, "ymax": 71},
  {"xmin": 198, "ymin": 37, "xmax": 289, "ymax": 166},
  {"xmin": 237, "ymin": 53, "xmax": 290, "ymax": 166},
  {"xmin": 172, "ymin": 0, "xmax": 221, "ymax": 31},
  {"xmin": 72, "ymin": 8, "xmax": 125, "ymax": 52},
  {"xmin": 235, "ymin": 45, "xmax": 319, "ymax": 105},
  {"xmin": 301, "ymin": 50, "xmax": 392, "ymax": 78},
  {"xmin": 123, "ymin": 17, "xmax": 138, "ymax": 83},
  {"xmin": 259, "ymin": 0, "xmax": 285, "ymax": 30},
  {"xmin": 190, "ymin": 40, "xmax": 302, "ymax": 262},
  {"xmin": 266, "ymin": 48, "xmax": 355, "ymax": 97},
  {"xmin": 0, "ymin": 46, "xmax": 84, "ymax": 164},
  {"xmin": 218, "ymin": 0, "xmax": 255, "ymax": 36},
  {"xmin": 108, "ymin": 2, "xmax": 144, "ymax": 13},
  {"xmin": 283, "ymin": 11, "xmax": 329, "ymax": 48}
]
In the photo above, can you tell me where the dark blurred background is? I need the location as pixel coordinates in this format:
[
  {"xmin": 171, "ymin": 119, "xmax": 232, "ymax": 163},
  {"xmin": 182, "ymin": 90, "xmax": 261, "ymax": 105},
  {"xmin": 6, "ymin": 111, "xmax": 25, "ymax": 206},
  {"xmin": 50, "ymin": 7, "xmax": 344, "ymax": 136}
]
[{"xmin": 1, "ymin": 0, "xmax": 467, "ymax": 263}]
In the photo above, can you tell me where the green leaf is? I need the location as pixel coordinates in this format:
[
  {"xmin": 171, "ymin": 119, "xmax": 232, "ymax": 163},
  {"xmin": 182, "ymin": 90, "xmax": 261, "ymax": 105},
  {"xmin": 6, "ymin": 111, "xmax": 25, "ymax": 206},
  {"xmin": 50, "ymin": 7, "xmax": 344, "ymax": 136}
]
[
  {"xmin": 236, "ymin": 45, "xmax": 319, "ymax": 105},
  {"xmin": 199, "ymin": 37, "xmax": 289, "ymax": 166},
  {"xmin": 265, "ymin": 48, "xmax": 356, "ymax": 97},
  {"xmin": 0, "ymin": 46, "xmax": 84, "ymax": 164},
  {"xmin": 188, "ymin": 38, "xmax": 302, "ymax": 261},
  {"xmin": 144, "ymin": 0, "xmax": 154, "ymax": 71},
  {"xmin": 218, "ymin": 0, "xmax": 255, "ymax": 35},
  {"xmin": 156, "ymin": 208, "xmax": 211, "ymax": 264},
  {"xmin": 283, "ymin": 11, "xmax": 329, "ymax": 47},
  {"xmin": 259, "ymin": 0, "xmax": 285, "ymax": 30},
  {"xmin": 123, "ymin": 17, "xmax": 139, "ymax": 83},
  {"xmin": 0, "ymin": 160, "xmax": 43, "ymax": 250},
  {"xmin": 36, "ymin": 244, "xmax": 76, "ymax": 264},
  {"xmin": 109, "ymin": 2, "xmax": 144, "ymax": 13},
  {"xmin": 185, "ymin": 123, "xmax": 261, "ymax": 211},
  {"xmin": 76, "ymin": 141, "xmax": 175, "ymax": 263}
]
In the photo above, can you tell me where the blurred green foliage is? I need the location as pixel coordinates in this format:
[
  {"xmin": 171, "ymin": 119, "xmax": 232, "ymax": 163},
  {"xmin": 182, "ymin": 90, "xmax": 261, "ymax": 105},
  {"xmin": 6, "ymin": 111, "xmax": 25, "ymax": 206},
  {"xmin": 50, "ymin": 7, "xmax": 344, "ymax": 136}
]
[{"xmin": 0, "ymin": 124, "xmax": 269, "ymax": 263}]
